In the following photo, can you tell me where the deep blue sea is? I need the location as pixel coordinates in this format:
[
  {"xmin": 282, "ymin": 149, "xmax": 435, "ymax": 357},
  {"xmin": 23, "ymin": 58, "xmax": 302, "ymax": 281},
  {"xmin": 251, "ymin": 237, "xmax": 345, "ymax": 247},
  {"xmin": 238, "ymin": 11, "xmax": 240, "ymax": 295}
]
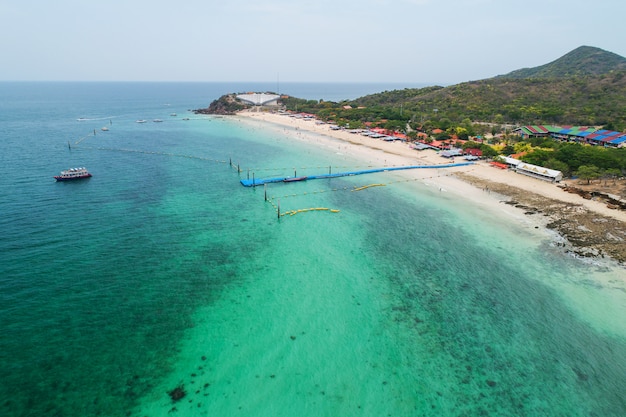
[{"xmin": 1, "ymin": 82, "xmax": 625, "ymax": 417}]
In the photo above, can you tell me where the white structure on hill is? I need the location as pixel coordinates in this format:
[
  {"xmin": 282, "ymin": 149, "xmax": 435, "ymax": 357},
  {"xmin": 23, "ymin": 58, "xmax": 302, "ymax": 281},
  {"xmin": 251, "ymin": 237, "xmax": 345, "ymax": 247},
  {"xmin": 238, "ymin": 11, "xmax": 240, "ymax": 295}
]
[{"xmin": 236, "ymin": 93, "xmax": 280, "ymax": 106}]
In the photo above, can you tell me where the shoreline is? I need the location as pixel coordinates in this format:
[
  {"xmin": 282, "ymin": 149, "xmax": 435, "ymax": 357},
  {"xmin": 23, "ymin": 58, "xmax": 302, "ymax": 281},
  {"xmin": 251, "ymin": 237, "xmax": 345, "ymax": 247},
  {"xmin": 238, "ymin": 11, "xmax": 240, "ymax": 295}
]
[{"xmin": 234, "ymin": 109, "xmax": 626, "ymax": 266}]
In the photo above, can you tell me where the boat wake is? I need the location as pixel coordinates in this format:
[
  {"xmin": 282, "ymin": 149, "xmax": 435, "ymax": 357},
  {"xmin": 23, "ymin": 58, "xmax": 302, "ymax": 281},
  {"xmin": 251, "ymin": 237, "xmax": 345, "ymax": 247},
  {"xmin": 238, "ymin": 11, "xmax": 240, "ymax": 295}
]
[{"xmin": 77, "ymin": 115, "xmax": 119, "ymax": 121}]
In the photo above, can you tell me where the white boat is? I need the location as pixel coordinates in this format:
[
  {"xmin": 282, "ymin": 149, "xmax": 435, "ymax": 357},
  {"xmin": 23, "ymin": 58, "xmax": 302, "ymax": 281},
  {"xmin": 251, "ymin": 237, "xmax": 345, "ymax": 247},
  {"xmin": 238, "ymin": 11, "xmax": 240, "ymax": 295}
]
[
  {"xmin": 136, "ymin": 120, "xmax": 147, "ymax": 123},
  {"xmin": 54, "ymin": 167, "xmax": 92, "ymax": 181},
  {"xmin": 153, "ymin": 119, "xmax": 163, "ymax": 123}
]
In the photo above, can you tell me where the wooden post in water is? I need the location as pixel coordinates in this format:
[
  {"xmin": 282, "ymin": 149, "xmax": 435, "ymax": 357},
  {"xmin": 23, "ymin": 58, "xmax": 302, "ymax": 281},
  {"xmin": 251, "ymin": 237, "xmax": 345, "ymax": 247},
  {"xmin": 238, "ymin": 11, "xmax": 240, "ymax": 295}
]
[
  {"xmin": 277, "ymin": 199, "xmax": 281, "ymax": 219},
  {"xmin": 329, "ymin": 165, "xmax": 331, "ymax": 175},
  {"xmin": 252, "ymin": 172, "xmax": 255, "ymax": 185},
  {"xmin": 229, "ymin": 157, "xmax": 232, "ymax": 168},
  {"xmin": 264, "ymin": 183, "xmax": 267, "ymax": 201},
  {"xmin": 247, "ymin": 169, "xmax": 250, "ymax": 180}
]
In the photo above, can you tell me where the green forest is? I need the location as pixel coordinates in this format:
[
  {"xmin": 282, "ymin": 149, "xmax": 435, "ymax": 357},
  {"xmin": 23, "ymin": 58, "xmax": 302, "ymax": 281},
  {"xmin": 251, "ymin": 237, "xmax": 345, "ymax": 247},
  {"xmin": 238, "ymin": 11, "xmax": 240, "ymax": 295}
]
[
  {"xmin": 279, "ymin": 93, "xmax": 626, "ymax": 179},
  {"xmin": 281, "ymin": 68, "xmax": 626, "ymax": 134}
]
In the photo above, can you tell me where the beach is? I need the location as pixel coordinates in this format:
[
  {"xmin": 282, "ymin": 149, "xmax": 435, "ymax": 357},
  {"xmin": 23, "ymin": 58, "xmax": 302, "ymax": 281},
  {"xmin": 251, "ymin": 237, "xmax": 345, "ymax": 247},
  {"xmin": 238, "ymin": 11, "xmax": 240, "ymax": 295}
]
[{"xmin": 237, "ymin": 109, "xmax": 626, "ymax": 265}]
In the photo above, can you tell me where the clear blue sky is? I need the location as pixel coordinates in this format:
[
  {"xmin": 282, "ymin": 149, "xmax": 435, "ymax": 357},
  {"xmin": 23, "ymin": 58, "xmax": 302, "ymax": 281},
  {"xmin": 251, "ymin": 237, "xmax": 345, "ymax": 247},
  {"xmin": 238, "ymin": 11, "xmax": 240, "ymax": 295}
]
[{"xmin": 2, "ymin": 0, "xmax": 624, "ymax": 84}]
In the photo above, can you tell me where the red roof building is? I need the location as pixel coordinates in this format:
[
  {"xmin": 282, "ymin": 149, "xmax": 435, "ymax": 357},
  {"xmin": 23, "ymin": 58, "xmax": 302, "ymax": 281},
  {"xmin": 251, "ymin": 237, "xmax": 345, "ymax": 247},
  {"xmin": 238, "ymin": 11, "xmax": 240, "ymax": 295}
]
[{"xmin": 464, "ymin": 148, "xmax": 483, "ymax": 157}]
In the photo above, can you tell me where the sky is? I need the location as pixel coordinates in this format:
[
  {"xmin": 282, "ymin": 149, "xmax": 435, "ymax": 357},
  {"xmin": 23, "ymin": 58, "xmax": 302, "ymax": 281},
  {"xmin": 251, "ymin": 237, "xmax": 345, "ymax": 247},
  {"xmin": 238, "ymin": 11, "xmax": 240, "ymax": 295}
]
[{"xmin": 1, "ymin": 0, "xmax": 625, "ymax": 84}]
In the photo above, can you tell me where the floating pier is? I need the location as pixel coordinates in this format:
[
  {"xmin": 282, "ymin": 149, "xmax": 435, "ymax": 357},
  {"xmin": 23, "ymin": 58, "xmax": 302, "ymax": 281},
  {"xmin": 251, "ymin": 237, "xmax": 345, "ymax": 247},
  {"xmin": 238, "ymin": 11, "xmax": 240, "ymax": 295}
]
[{"xmin": 239, "ymin": 162, "xmax": 474, "ymax": 187}]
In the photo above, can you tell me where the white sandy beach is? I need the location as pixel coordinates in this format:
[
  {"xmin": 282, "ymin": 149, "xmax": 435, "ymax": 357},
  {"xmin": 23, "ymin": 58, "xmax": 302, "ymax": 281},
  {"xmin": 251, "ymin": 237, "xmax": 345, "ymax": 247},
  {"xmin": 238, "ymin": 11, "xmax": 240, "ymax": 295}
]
[{"xmin": 236, "ymin": 109, "xmax": 626, "ymax": 224}]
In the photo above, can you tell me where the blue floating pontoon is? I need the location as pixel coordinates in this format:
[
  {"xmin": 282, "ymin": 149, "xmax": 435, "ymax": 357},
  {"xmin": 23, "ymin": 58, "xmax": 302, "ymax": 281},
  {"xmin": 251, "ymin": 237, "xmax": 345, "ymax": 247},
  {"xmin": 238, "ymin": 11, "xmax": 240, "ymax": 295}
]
[{"xmin": 240, "ymin": 162, "xmax": 474, "ymax": 187}]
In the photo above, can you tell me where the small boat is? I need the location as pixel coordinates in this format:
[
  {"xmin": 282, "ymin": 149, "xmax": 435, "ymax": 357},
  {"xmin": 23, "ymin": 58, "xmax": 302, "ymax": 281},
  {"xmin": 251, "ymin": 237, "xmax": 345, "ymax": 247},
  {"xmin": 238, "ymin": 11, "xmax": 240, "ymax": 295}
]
[
  {"xmin": 54, "ymin": 167, "xmax": 92, "ymax": 181},
  {"xmin": 136, "ymin": 120, "xmax": 147, "ymax": 123},
  {"xmin": 182, "ymin": 117, "xmax": 190, "ymax": 121},
  {"xmin": 101, "ymin": 126, "xmax": 109, "ymax": 131},
  {"xmin": 153, "ymin": 119, "xmax": 163, "ymax": 123},
  {"xmin": 170, "ymin": 113, "xmax": 177, "ymax": 117},
  {"xmin": 283, "ymin": 176, "xmax": 308, "ymax": 183}
]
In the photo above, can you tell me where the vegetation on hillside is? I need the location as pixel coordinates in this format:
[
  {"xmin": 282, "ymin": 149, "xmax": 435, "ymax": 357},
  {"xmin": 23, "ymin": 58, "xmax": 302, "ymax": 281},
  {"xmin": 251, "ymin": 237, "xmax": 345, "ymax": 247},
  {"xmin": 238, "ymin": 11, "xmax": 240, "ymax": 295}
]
[
  {"xmin": 281, "ymin": 46, "xmax": 626, "ymax": 131},
  {"xmin": 283, "ymin": 72, "xmax": 626, "ymax": 132},
  {"xmin": 498, "ymin": 45, "xmax": 626, "ymax": 79},
  {"xmin": 195, "ymin": 94, "xmax": 248, "ymax": 115},
  {"xmin": 200, "ymin": 46, "xmax": 626, "ymax": 178}
]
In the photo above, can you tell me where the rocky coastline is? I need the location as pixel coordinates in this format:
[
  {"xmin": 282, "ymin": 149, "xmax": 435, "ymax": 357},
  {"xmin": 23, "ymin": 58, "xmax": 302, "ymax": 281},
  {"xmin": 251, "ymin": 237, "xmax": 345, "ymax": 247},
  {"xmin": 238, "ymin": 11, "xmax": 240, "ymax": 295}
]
[
  {"xmin": 457, "ymin": 173, "xmax": 626, "ymax": 266},
  {"xmin": 194, "ymin": 94, "xmax": 249, "ymax": 116}
]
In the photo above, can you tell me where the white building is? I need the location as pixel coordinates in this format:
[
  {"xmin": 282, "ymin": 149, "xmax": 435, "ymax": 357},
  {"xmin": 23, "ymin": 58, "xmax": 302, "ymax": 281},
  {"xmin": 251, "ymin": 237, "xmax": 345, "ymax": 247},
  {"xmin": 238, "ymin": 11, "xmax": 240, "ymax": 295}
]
[
  {"xmin": 516, "ymin": 162, "xmax": 563, "ymax": 182},
  {"xmin": 236, "ymin": 93, "xmax": 280, "ymax": 106}
]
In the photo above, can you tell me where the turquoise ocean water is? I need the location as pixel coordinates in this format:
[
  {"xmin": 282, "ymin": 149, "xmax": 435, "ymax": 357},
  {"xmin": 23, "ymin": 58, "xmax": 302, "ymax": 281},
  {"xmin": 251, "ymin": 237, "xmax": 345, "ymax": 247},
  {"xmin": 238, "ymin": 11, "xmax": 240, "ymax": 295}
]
[{"xmin": 0, "ymin": 82, "xmax": 625, "ymax": 417}]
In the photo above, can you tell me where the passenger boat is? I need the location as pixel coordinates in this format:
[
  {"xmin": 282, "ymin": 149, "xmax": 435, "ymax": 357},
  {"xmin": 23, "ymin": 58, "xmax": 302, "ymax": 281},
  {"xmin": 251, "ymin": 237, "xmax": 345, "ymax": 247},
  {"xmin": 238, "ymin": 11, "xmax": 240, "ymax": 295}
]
[{"xmin": 54, "ymin": 167, "xmax": 92, "ymax": 181}]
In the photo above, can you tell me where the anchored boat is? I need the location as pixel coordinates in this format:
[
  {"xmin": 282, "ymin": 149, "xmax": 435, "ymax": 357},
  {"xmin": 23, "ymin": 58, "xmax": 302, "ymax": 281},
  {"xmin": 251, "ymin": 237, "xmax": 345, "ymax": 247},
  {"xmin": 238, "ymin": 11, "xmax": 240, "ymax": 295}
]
[
  {"xmin": 54, "ymin": 167, "xmax": 92, "ymax": 181},
  {"xmin": 283, "ymin": 176, "xmax": 308, "ymax": 183}
]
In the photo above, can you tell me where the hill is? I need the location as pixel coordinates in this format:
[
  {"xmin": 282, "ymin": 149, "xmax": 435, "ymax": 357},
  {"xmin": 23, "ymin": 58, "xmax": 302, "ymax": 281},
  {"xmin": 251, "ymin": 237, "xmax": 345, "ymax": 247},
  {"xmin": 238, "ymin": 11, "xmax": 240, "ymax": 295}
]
[
  {"xmin": 346, "ymin": 46, "xmax": 626, "ymax": 130},
  {"xmin": 199, "ymin": 46, "xmax": 626, "ymax": 130},
  {"xmin": 497, "ymin": 46, "xmax": 626, "ymax": 79}
]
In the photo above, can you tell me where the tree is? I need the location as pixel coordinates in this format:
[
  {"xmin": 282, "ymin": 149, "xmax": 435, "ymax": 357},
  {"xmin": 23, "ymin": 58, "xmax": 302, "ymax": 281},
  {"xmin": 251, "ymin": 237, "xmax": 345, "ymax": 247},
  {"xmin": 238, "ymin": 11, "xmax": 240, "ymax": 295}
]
[
  {"xmin": 603, "ymin": 168, "xmax": 622, "ymax": 185},
  {"xmin": 545, "ymin": 158, "xmax": 570, "ymax": 177},
  {"xmin": 437, "ymin": 118, "xmax": 452, "ymax": 130},
  {"xmin": 513, "ymin": 142, "xmax": 533, "ymax": 154},
  {"xmin": 462, "ymin": 141, "xmax": 481, "ymax": 150},
  {"xmin": 501, "ymin": 144, "xmax": 515, "ymax": 156},
  {"xmin": 480, "ymin": 144, "xmax": 498, "ymax": 158},
  {"xmin": 575, "ymin": 165, "xmax": 601, "ymax": 184},
  {"xmin": 454, "ymin": 126, "xmax": 469, "ymax": 140}
]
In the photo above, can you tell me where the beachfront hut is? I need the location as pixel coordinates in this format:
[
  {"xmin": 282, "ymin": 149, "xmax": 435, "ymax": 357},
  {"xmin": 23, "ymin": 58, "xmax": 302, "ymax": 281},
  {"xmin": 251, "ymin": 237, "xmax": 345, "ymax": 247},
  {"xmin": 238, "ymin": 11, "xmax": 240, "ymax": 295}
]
[
  {"xmin": 502, "ymin": 156, "xmax": 521, "ymax": 168},
  {"xmin": 464, "ymin": 148, "xmax": 483, "ymax": 158},
  {"xmin": 440, "ymin": 148, "xmax": 463, "ymax": 158},
  {"xmin": 516, "ymin": 162, "xmax": 563, "ymax": 183},
  {"xmin": 411, "ymin": 142, "xmax": 438, "ymax": 151}
]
